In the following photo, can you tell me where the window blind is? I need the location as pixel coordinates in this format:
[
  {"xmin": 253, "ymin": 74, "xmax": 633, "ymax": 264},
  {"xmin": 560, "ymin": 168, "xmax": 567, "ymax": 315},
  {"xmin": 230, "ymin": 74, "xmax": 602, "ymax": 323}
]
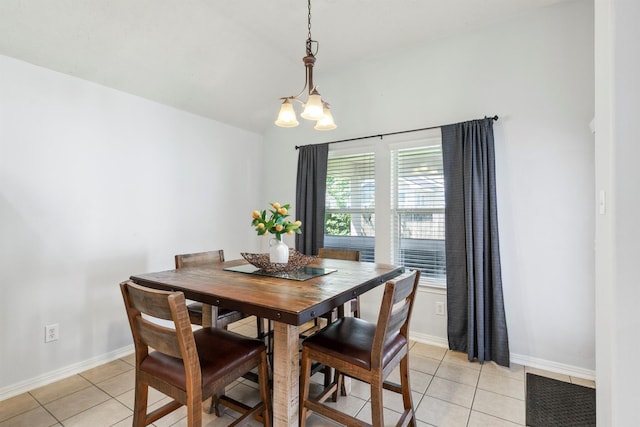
[
  {"xmin": 324, "ymin": 153, "xmax": 375, "ymax": 261},
  {"xmin": 392, "ymin": 145, "xmax": 446, "ymax": 283}
]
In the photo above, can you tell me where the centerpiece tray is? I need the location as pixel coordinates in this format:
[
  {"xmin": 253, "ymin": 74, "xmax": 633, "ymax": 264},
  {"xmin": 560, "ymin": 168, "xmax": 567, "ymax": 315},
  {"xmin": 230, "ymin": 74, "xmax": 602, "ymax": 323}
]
[{"xmin": 241, "ymin": 249, "xmax": 316, "ymax": 273}]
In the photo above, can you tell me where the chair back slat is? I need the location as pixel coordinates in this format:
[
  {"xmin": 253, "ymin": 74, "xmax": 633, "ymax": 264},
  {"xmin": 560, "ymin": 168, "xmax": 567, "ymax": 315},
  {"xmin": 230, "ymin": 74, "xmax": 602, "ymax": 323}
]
[
  {"xmin": 126, "ymin": 281, "xmax": 175, "ymax": 320},
  {"xmin": 121, "ymin": 281, "xmax": 197, "ymax": 362},
  {"xmin": 385, "ymin": 303, "xmax": 411, "ymax": 338},
  {"xmin": 175, "ymin": 249, "xmax": 224, "ymax": 269},
  {"xmin": 391, "ymin": 274, "xmax": 416, "ymax": 304},
  {"xmin": 372, "ymin": 270, "xmax": 420, "ymax": 367},
  {"xmin": 317, "ymin": 248, "xmax": 360, "ymax": 261},
  {"xmin": 136, "ymin": 317, "xmax": 183, "ymax": 359}
]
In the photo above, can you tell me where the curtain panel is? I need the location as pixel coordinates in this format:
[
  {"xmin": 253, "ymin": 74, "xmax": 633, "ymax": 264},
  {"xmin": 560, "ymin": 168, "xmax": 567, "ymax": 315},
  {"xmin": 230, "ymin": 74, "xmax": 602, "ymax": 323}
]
[
  {"xmin": 442, "ymin": 118, "xmax": 510, "ymax": 367},
  {"xmin": 295, "ymin": 143, "xmax": 329, "ymax": 255}
]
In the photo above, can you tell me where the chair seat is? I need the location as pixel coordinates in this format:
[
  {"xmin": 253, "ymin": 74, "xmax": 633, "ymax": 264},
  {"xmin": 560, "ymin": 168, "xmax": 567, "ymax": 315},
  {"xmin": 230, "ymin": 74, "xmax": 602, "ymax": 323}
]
[
  {"xmin": 141, "ymin": 328, "xmax": 265, "ymax": 391},
  {"xmin": 303, "ymin": 317, "xmax": 407, "ymax": 370}
]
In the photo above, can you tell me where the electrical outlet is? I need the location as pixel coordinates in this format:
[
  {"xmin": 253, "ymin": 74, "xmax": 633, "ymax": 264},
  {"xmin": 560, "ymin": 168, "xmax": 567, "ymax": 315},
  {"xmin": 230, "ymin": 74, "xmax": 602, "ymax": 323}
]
[
  {"xmin": 45, "ymin": 324, "xmax": 59, "ymax": 343},
  {"xmin": 435, "ymin": 302, "xmax": 445, "ymax": 316}
]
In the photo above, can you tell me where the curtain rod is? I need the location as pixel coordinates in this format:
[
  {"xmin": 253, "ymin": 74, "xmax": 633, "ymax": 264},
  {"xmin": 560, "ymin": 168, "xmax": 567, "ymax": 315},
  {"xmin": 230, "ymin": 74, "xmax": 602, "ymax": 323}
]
[{"xmin": 295, "ymin": 115, "xmax": 498, "ymax": 149}]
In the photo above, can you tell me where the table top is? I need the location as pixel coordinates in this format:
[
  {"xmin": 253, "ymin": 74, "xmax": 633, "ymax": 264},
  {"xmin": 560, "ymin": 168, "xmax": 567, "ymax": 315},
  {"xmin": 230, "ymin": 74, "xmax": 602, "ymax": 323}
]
[{"xmin": 130, "ymin": 258, "xmax": 404, "ymax": 326}]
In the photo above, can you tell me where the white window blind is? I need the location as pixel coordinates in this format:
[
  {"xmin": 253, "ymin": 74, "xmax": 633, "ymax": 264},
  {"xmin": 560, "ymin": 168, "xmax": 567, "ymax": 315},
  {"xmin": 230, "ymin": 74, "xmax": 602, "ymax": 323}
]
[
  {"xmin": 324, "ymin": 153, "xmax": 375, "ymax": 261},
  {"xmin": 392, "ymin": 145, "xmax": 446, "ymax": 284}
]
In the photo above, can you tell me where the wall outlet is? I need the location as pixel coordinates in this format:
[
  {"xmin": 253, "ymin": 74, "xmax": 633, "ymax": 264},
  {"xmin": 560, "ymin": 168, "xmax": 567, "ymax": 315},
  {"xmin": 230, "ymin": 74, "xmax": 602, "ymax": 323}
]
[
  {"xmin": 45, "ymin": 324, "xmax": 59, "ymax": 343},
  {"xmin": 435, "ymin": 302, "xmax": 445, "ymax": 316}
]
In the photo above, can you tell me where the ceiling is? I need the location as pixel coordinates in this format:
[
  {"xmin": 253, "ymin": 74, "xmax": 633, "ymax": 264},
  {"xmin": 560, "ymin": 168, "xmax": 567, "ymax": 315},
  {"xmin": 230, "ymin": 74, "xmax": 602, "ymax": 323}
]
[{"xmin": 0, "ymin": 0, "xmax": 568, "ymax": 134}]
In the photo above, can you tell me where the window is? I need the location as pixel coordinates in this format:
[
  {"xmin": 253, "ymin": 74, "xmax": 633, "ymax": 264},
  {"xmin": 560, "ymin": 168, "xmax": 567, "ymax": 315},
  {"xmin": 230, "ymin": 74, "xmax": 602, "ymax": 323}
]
[
  {"xmin": 323, "ymin": 130, "xmax": 446, "ymax": 286},
  {"xmin": 392, "ymin": 145, "xmax": 446, "ymax": 285},
  {"xmin": 324, "ymin": 152, "xmax": 375, "ymax": 262}
]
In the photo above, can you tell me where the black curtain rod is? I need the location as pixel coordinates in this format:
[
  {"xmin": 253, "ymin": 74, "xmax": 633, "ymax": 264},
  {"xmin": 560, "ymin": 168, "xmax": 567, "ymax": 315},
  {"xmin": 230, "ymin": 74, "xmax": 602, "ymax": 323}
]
[{"xmin": 295, "ymin": 115, "xmax": 498, "ymax": 149}]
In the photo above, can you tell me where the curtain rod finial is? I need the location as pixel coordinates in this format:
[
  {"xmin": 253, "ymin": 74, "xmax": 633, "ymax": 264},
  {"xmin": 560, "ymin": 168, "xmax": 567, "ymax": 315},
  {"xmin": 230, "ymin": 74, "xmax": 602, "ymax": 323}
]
[{"xmin": 485, "ymin": 115, "xmax": 499, "ymax": 121}]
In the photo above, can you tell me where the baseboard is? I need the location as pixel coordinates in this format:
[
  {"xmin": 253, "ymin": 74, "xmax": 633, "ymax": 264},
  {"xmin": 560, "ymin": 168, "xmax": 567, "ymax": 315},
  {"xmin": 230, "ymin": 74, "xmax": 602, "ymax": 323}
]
[
  {"xmin": 0, "ymin": 345, "xmax": 134, "ymax": 402},
  {"xmin": 408, "ymin": 332, "xmax": 595, "ymax": 381},
  {"xmin": 510, "ymin": 352, "xmax": 595, "ymax": 381},
  {"xmin": 409, "ymin": 331, "xmax": 449, "ymax": 348}
]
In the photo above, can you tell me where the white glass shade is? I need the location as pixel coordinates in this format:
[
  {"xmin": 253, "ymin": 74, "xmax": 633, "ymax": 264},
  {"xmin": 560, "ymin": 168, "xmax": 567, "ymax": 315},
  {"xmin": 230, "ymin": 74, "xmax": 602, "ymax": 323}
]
[
  {"xmin": 314, "ymin": 105, "xmax": 337, "ymax": 131},
  {"xmin": 274, "ymin": 100, "xmax": 299, "ymax": 127},
  {"xmin": 300, "ymin": 91, "xmax": 324, "ymax": 120}
]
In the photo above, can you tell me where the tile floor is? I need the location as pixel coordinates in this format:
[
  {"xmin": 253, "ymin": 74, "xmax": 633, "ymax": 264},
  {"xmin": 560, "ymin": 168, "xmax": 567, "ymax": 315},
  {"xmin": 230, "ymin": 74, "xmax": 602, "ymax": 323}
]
[{"xmin": 0, "ymin": 316, "xmax": 595, "ymax": 427}]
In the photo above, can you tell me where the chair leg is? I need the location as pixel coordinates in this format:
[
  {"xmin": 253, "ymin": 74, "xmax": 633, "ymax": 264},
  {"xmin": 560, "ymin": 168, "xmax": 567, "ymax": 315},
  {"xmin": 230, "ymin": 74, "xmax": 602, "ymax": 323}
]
[
  {"xmin": 323, "ymin": 365, "xmax": 332, "ymax": 388},
  {"xmin": 340, "ymin": 371, "xmax": 348, "ymax": 397},
  {"xmin": 212, "ymin": 394, "xmax": 221, "ymax": 416},
  {"xmin": 299, "ymin": 348, "xmax": 313, "ymax": 427},
  {"xmin": 399, "ymin": 356, "xmax": 416, "ymax": 426},
  {"xmin": 132, "ymin": 380, "xmax": 148, "ymax": 427},
  {"xmin": 186, "ymin": 393, "xmax": 202, "ymax": 427},
  {"xmin": 259, "ymin": 351, "xmax": 272, "ymax": 427},
  {"xmin": 370, "ymin": 381, "xmax": 385, "ymax": 427},
  {"xmin": 330, "ymin": 370, "xmax": 343, "ymax": 402}
]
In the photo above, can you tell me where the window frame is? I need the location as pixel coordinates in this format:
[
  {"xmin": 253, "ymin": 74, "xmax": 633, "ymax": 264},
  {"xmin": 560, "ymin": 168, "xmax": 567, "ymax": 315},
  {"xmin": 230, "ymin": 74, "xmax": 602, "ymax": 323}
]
[
  {"xmin": 390, "ymin": 136, "xmax": 446, "ymax": 287},
  {"xmin": 323, "ymin": 129, "xmax": 445, "ymax": 288}
]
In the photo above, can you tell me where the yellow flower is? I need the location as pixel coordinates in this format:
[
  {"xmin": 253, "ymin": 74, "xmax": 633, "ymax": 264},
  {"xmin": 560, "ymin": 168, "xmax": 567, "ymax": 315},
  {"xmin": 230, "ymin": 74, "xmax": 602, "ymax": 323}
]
[{"xmin": 251, "ymin": 203, "xmax": 301, "ymax": 239}]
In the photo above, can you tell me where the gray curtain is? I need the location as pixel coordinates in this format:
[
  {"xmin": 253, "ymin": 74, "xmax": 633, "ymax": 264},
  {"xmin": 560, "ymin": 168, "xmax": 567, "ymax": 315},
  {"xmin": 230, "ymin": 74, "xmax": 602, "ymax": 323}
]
[
  {"xmin": 295, "ymin": 143, "xmax": 329, "ymax": 255},
  {"xmin": 442, "ymin": 118, "xmax": 510, "ymax": 367}
]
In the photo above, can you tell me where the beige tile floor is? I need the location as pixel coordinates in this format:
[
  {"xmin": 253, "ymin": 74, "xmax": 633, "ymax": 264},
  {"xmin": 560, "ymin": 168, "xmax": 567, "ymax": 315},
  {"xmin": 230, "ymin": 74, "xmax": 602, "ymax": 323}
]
[{"xmin": 0, "ymin": 316, "xmax": 595, "ymax": 427}]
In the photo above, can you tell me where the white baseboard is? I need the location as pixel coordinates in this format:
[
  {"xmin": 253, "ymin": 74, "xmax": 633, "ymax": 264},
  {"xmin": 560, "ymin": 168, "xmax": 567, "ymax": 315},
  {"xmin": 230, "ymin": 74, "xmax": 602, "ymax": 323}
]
[
  {"xmin": 408, "ymin": 332, "xmax": 595, "ymax": 381},
  {"xmin": 511, "ymin": 352, "xmax": 595, "ymax": 381},
  {"xmin": 410, "ymin": 331, "xmax": 449, "ymax": 348},
  {"xmin": 0, "ymin": 345, "xmax": 134, "ymax": 402}
]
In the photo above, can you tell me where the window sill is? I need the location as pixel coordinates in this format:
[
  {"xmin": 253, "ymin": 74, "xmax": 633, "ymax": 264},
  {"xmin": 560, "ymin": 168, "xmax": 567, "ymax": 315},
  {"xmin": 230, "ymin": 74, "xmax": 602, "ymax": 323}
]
[{"xmin": 417, "ymin": 278, "xmax": 446, "ymax": 292}]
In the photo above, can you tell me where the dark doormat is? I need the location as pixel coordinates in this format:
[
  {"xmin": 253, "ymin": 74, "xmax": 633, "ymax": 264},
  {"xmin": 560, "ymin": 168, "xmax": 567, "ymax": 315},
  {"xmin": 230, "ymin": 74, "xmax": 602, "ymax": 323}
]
[{"xmin": 526, "ymin": 373, "xmax": 596, "ymax": 427}]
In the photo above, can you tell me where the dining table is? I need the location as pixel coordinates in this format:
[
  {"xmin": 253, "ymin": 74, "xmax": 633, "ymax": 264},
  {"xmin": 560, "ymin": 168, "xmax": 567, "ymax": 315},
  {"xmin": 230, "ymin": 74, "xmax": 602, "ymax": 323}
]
[{"xmin": 130, "ymin": 256, "xmax": 404, "ymax": 427}]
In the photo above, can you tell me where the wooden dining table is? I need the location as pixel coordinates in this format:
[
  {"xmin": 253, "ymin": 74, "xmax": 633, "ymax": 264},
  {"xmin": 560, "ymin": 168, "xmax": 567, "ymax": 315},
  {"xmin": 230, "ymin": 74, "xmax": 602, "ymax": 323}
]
[{"xmin": 130, "ymin": 257, "xmax": 404, "ymax": 427}]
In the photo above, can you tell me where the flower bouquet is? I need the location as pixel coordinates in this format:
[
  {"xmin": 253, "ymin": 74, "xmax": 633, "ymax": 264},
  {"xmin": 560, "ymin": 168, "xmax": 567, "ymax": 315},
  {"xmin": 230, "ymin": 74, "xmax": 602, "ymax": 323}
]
[
  {"xmin": 249, "ymin": 202, "xmax": 305, "ymax": 266},
  {"xmin": 251, "ymin": 202, "xmax": 302, "ymax": 241}
]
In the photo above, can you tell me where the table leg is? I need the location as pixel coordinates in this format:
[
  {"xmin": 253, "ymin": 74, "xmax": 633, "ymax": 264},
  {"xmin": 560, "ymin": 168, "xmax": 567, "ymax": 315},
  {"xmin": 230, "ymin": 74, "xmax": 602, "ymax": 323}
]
[
  {"xmin": 200, "ymin": 303, "xmax": 219, "ymax": 414},
  {"xmin": 201, "ymin": 303, "xmax": 219, "ymax": 328},
  {"xmin": 272, "ymin": 321, "xmax": 300, "ymax": 427}
]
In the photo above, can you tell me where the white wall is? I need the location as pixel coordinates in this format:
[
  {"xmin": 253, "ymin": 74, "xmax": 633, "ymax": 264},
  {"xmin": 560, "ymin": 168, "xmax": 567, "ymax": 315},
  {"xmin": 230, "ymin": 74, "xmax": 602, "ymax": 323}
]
[
  {"xmin": 595, "ymin": 0, "xmax": 640, "ymax": 424},
  {"xmin": 0, "ymin": 55, "xmax": 263, "ymax": 396},
  {"xmin": 263, "ymin": 0, "xmax": 595, "ymax": 375}
]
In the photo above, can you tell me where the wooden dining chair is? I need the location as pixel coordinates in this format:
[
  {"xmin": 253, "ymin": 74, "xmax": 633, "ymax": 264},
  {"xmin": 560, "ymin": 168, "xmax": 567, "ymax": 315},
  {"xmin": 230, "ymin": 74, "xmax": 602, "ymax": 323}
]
[
  {"xmin": 317, "ymin": 248, "xmax": 361, "ymax": 318},
  {"xmin": 299, "ymin": 269, "xmax": 420, "ymax": 427},
  {"xmin": 120, "ymin": 281, "xmax": 271, "ymax": 427},
  {"xmin": 175, "ymin": 250, "xmax": 248, "ymax": 329},
  {"xmin": 175, "ymin": 249, "xmax": 270, "ymax": 402},
  {"xmin": 304, "ymin": 248, "xmax": 362, "ymax": 388}
]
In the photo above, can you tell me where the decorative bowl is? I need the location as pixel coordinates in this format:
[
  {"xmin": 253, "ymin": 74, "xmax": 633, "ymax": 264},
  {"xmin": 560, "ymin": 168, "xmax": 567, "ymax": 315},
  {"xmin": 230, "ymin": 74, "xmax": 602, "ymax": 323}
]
[{"xmin": 241, "ymin": 250, "xmax": 316, "ymax": 273}]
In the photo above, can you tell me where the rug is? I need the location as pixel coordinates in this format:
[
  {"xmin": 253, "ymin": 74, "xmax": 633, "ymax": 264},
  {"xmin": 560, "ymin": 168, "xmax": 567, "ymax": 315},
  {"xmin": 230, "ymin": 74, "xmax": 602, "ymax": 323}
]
[{"xmin": 526, "ymin": 373, "xmax": 596, "ymax": 427}]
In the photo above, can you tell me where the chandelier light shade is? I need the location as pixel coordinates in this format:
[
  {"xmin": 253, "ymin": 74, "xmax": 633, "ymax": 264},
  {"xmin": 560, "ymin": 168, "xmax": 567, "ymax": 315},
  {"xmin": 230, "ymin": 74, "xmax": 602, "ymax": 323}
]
[
  {"xmin": 275, "ymin": 99, "xmax": 300, "ymax": 127},
  {"xmin": 274, "ymin": 0, "xmax": 336, "ymax": 130},
  {"xmin": 314, "ymin": 103, "xmax": 337, "ymax": 131},
  {"xmin": 300, "ymin": 89, "xmax": 324, "ymax": 120}
]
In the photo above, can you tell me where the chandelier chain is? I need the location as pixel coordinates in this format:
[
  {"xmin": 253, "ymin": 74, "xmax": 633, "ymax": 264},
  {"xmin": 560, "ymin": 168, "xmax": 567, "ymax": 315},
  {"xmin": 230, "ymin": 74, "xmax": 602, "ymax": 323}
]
[
  {"xmin": 307, "ymin": 0, "xmax": 312, "ymax": 41},
  {"xmin": 305, "ymin": 0, "xmax": 318, "ymax": 57}
]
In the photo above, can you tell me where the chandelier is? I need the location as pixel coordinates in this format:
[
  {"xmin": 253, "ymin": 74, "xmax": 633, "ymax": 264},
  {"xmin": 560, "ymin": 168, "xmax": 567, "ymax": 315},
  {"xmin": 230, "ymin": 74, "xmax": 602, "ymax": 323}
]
[{"xmin": 274, "ymin": 0, "xmax": 337, "ymax": 131}]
